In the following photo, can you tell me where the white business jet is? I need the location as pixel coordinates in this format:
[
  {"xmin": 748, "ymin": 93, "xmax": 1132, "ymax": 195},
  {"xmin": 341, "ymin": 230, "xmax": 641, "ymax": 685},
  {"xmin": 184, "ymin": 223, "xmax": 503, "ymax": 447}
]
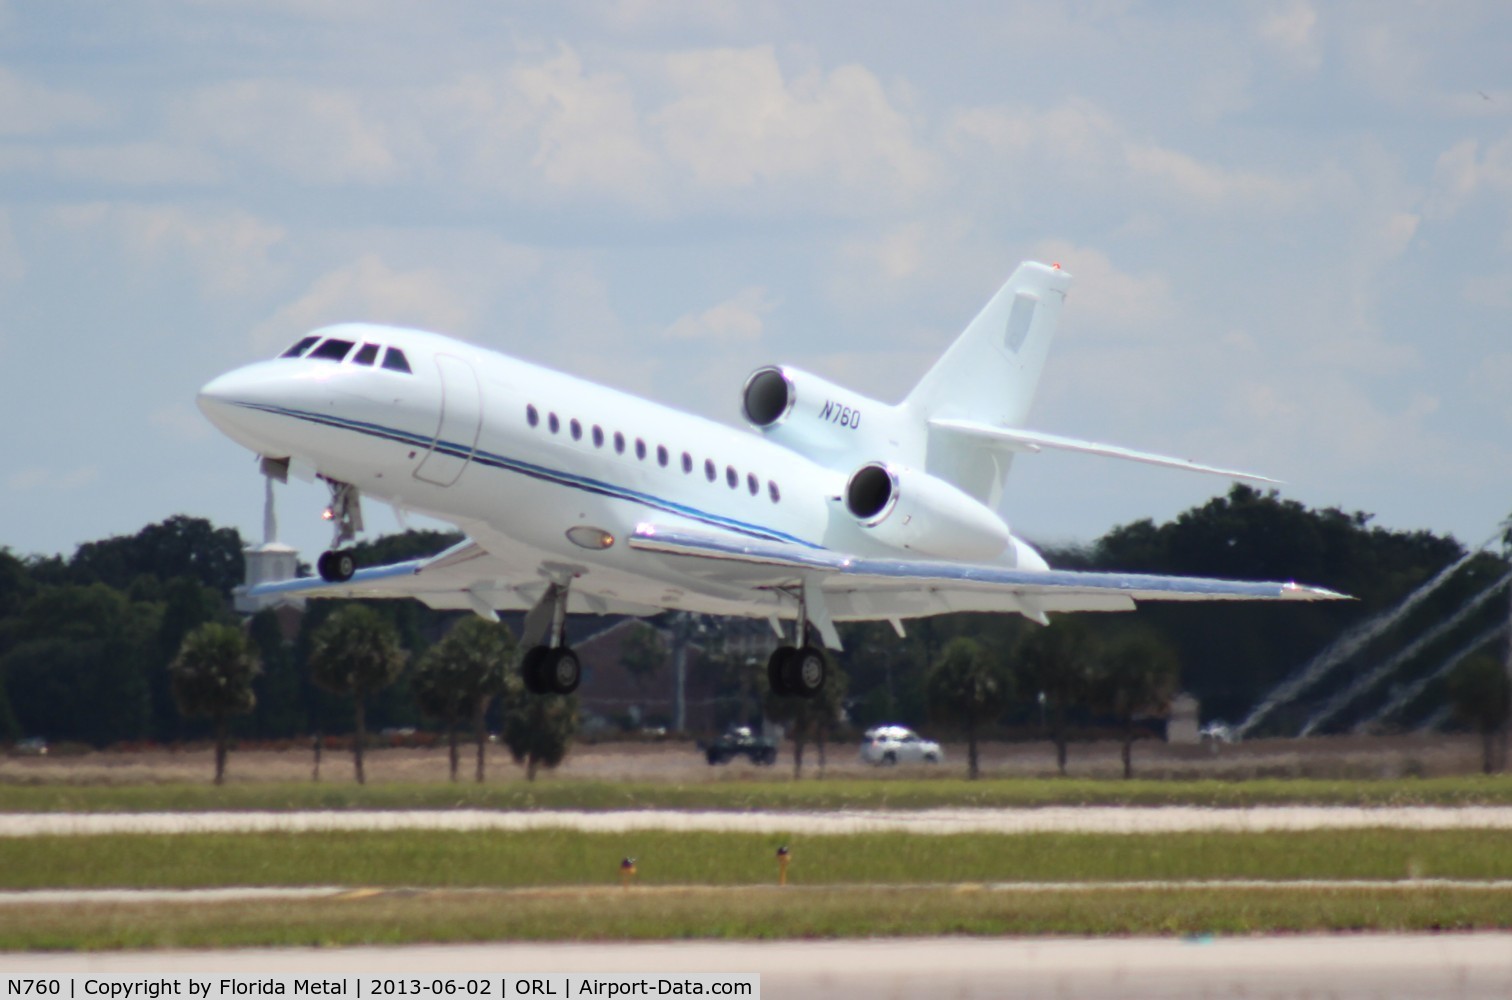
[{"xmin": 198, "ymin": 261, "xmax": 1343, "ymax": 699}]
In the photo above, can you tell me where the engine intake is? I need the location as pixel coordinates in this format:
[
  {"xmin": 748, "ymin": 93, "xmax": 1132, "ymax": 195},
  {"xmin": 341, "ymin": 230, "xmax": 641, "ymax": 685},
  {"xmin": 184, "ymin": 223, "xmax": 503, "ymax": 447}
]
[
  {"xmin": 843, "ymin": 462, "xmax": 1010, "ymax": 561},
  {"xmin": 741, "ymin": 367, "xmax": 795, "ymax": 428}
]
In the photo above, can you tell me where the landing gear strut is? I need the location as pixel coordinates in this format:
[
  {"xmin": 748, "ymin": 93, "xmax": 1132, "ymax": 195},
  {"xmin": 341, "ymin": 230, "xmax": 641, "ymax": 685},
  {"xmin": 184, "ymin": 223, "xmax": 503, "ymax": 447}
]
[
  {"xmin": 316, "ymin": 478, "xmax": 364, "ymax": 583},
  {"xmin": 767, "ymin": 585, "xmax": 827, "ymax": 699},
  {"xmin": 521, "ymin": 579, "xmax": 581, "ymax": 696}
]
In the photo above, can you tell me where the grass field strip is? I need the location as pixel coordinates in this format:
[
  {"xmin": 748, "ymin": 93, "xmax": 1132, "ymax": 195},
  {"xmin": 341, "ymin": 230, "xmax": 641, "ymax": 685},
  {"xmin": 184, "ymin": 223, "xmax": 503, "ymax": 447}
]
[
  {"xmin": 3, "ymin": 879, "xmax": 1512, "ymax": 907},
  {"xmin": 4, "ymin": 805, "xmax": 1512, "ymax": 837}
]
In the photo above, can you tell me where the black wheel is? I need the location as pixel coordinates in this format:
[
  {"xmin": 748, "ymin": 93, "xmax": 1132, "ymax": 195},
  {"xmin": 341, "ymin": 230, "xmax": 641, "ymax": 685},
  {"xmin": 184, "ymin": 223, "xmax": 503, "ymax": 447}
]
[
  {"xmin": 759, "ymin": 748, "xmax": 777, "ymax": 766},
  {"xmin": 881, "ymin": 751, "xmax": 897, "ymax": 767},
  {"xmin": 706, "ymin": 750, "xmax": 724, "ymax": 766},
  {"xmin": 331, "ymin": 550, "xmax": 356, "ymax": 583},
  {"xmin": 545, "ymin": 647, "xmax": 581, "ymax": 694},
  {"xmin": 316, "ymin": 550, "xmax": 335, "ymax": 582},
  {"xmin": 520, "ymin": 645, "xmax": 550, "ymax": 695},
  {"xmin": 783, "ymin": 645, "xmax": 826, "ymax": 698},
  {"xmin": 767, "ymin": 646, "xmax": 795, "ymax": 697}
]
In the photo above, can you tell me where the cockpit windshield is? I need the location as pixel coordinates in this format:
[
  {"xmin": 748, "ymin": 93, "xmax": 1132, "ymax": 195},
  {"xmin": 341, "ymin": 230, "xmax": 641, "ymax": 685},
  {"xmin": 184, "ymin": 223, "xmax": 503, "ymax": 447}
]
[
  {"xmin": 279, "ymin": 335, "xmax": 320, "ymax": 359},
  {"xmin": 307, "ymin": 338, "xmax": 355, "ymax": 362},
  {"xmin": 274, "ymin": 335, "xmax": 414, "ymax": 374}
]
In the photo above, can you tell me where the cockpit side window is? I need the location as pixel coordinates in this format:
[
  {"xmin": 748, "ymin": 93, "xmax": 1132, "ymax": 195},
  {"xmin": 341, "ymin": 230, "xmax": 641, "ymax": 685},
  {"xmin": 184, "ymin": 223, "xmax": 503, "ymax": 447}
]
[
  {"xmin": 308, "ymin": 338, "xmax": 355, "ymax": 362},
  {"xmin": 279, "ymin": 335, "xmax": 320, "ymax": 359},
  {"xmin": 352, "ymin": 343, "xmax": 380, "ymax": 366},
  {"xmin": 381, "ymin": 347, "xmax": 412, "ymax": 373}
]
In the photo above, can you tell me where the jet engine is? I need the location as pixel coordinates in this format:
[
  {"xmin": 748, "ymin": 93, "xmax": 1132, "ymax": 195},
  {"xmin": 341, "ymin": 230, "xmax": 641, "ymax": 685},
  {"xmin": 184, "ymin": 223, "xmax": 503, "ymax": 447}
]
[
  {"xmin": 843, "ymin": 462, "xmax": 1011, "ymax": 561},
  {"xmin": 741, "ymin": 366, "xmax": 913, "ymax": 468}
]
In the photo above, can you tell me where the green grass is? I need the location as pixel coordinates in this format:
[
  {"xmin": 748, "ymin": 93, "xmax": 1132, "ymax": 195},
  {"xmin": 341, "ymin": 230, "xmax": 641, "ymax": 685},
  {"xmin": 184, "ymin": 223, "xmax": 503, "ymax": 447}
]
[
  {"xmin": 5, "ymin": 773, "xmax": 1512, "ymax": 812},
  {"xmin": 4, "ymin": 828, "xmax": 1511, "ymax": 889},
  {"xmin": 4, "ymin": 885, "xmax": 1511, "ymax": 949}
]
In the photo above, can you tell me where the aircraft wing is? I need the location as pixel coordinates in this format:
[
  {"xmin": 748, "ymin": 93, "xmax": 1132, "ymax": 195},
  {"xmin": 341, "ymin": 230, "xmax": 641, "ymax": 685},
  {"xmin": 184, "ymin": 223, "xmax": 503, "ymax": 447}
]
[
  {"xmin": 245, "ymin": 539, "xmax": 543, "ymax": 616},
  {"xmin": 627, "ymin": 523, "xmax": 1347, "ymax": 623}
]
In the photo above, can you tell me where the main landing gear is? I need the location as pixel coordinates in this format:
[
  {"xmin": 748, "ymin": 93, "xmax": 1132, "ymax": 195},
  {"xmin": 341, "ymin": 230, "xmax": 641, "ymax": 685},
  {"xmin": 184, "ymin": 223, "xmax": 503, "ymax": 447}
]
[
  {"xmin": 520, "ymin": 578, "xmax": 581, "ymax": 696},
  {"xmin": 767, "ymin": 644, "xmax": 827, "ymax": 699},
  {"xmin": 316, "ymin": 478, "xmax": 364, "ymax": 583},
  {"xmin": 766, "ymin": 585, "xmax": 828, "ymax": 699}
]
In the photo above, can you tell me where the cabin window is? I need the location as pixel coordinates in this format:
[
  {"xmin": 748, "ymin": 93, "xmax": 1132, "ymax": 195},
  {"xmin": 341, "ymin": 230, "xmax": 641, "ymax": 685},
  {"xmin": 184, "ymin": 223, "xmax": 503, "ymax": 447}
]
[
  {"xmin": 768, "ymin": 481, "xmax": 780, "ymax": 503},
  {"xmin": 635, "ymin": 438, "xmax": 647, "ymax": 460},
  {"xmin": 681, "ymin": 452, "xmax": 693, "ymax": 474},
  {"xmin": 352, "ymin": 343, "xmax": 380, "ymax": 366},
  {"xmin": 704, "ymin": 459, "xmax": 716, "ymax": 482},
  {"xmin": 526, "ymin": 405, "xmax": 539, "ymax": 428},
  {"xmin": 279, "ymin": 335, "xmax": 319, "ymax": 359},
  {"xmin": 725, "ymin": 466, "xmax": 738, "ymax": 489},
  {"xmin": 570, "ymin": 419, "xmax": 582, "ymax": 441},
  {"xmin": 592, "ymin": 425, "xmax": 604, "ymax": 448},
  {"xmin": 308, "ymin": 338, "xmax": 355, "ymax": 362},
  {"xmin": 381, "ymin": 347, "xmax": 412, "ymax": 373},
  {"xmin": 614, "ymin": 431, "xmax": 625, "ymax": 454},
  {"xmin": 656, "ymin": 445, "xmax": 669, "ymax": 467},
  {"xmin": 548, "ymin": 413, "xmax": 560, "ymax": 434},
  {"xmin": 747, "ymin": 473, "xmax": 759, "ymax": 496}
]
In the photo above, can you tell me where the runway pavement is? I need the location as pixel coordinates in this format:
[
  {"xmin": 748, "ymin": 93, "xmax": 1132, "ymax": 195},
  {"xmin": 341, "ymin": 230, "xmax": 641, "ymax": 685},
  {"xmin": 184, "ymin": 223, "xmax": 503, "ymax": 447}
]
[
  {"xmin": 5, "ymin": 935, "xmax": 1511, "ymax": 999},
  {"xmin": 4, "ymin": 804, "xmax": 1512, "ymax": 836}
]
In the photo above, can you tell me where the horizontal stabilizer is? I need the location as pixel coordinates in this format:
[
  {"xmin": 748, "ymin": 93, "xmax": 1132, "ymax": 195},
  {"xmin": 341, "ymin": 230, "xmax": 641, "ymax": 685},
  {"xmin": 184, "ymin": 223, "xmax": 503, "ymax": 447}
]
[{"xmin": 928, "ymin": 419, "xmax": 1280, "ymax": 483}]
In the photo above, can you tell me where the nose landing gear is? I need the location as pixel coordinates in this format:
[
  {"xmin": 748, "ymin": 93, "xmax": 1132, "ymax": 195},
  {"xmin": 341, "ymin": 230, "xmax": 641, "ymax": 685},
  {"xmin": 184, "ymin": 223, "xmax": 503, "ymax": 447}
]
[{"xmin": 316, "ymin": 478, "xmax": 364, "ymax": 583}]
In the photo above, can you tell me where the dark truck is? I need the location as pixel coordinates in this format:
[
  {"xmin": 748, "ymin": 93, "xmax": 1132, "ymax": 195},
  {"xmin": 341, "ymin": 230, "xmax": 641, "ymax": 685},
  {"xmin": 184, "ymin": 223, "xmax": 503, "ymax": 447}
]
[{"xmin": 700, "ymin": 726, "xmax": 778, "ymax": 766}]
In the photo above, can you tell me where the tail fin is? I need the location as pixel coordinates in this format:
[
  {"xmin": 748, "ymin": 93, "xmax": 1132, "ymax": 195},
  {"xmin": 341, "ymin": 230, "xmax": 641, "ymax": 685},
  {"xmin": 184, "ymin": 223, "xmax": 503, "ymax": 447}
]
[
  {"xmin": 905, "ymin": 261, "xmax": 1071, "ymax": 427},
  {"xmin": 904, "ymin": 261, "xmax": 1072, "ymax": 510}
]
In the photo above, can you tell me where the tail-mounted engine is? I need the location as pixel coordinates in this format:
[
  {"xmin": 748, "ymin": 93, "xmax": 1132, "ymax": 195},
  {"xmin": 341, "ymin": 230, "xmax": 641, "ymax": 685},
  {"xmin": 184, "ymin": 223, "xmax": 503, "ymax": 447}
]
[
  {"xmin": 844, "ymin": 462, "xmax": 1010, "ymax": 561},
  {"xmin": 742, "ymin": 365, "xmax": 915, "ymax": 469}
]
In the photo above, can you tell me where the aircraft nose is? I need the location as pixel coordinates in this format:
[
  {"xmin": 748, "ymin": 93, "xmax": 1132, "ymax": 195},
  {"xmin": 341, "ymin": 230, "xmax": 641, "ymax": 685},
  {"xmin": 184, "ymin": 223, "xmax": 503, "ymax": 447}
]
[{"xmin": 196, "ymin": 368, "xmax": 251, "ymax": 427}]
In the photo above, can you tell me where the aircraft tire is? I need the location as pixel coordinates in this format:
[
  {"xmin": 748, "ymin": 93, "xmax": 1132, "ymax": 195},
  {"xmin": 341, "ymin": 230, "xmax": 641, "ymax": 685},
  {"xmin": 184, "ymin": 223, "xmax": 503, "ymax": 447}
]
[
  {"xmin": 785, "ymin": 645, "xmax": 826, "ymax": 699},
  {"xmin": 317, "ymin": 550, "xmax": 356, "ymax": 583},
  {"xmin": 521, "ymin": 645, "xmax": 551, "ymax": 695},
  {"xmin": 767, "ymin": 646, "xmax": 795, "ymax": 697},
  {"xmin": 546, "ymin": 647, "xmax": 581, "ymax": 695}
]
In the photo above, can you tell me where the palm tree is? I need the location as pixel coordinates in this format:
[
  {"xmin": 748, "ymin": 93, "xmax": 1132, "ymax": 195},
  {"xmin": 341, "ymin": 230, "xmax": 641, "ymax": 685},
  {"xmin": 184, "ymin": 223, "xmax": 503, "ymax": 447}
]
[
  {"xmin": 169, "ymin": 622, "xmax": 260, "ymax": 784},
  {"xmin": 1089, "ymin": 630, "xmax": 1180, "ymax": 779},
  {"xmin": 502, "ymin": 692, "xmax": 578, "ymax": 781},
  {"xmin": 1014, "ymin": 621, "xmax": 1096, "ymax": 775},
  {"xmin": 765, "ymin": 657, "xmax": 848, "ymax": 778},
  {"xmin": 307, "ymin": 604, "xmax": 408, "ymax": 784},
  {"xmin": 926, "ymin": 637, "xmax": 1013, "ymax": 779},
  {"xmin": 413, "ymin": 617, "xmax": 518, "ymax": 781}
]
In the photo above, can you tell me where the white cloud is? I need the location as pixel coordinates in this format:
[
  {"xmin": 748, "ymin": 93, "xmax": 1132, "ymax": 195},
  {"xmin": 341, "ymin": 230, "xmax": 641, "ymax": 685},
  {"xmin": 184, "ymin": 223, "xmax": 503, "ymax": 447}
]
[
  {"xmin": 50, "ymin": 142, "xmax": 221, "ymax": 186},
  {"xmin": 665, "ymin": 285, "xmax": 776, "ymax": 344},
  {"xmin": 176, "ymin": 79, "xmax": 415, "ymax": 185},
  {"xmin": 0, "ymin": 67, "xmax": 101, "ymax": 136},
  {"xmin": 1256, "ymin": 1, "xmax": 1322, "ymax": 75},
  {"xmin": 1030, "ymin": 241, "xmax": 1175, "ymax": 335},
  {"xmin": 49, "ymin": 203, "xmax": 286, "ymax": 299},
  {"xmin": 651, "ymin": 46, "xmax": 935, "ymax": 207},
  {"xmin": 150, "ymin": 403, "xmax": 213, "ymax": 443},
  {"xmin": 250, "ymin": 253, "xmax": 479, "ymax": 352},
  {"xmin": 7, "ymin": 466, "xmax": 99, "ymax": 493}
]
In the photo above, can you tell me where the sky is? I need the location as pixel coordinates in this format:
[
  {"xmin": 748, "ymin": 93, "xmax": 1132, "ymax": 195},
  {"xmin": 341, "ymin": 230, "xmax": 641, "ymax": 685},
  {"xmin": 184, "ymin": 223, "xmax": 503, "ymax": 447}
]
[{"xmin": 2, "ymin": 0, "xmax": 1510, "ymax": 568}]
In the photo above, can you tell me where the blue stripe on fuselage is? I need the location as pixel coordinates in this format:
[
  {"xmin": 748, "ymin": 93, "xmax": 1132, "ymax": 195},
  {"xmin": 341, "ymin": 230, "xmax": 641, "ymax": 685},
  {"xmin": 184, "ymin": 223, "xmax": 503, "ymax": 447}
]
[{"xmin": 231, "ymin": 400, "xmax": 823, "ymax": 549}]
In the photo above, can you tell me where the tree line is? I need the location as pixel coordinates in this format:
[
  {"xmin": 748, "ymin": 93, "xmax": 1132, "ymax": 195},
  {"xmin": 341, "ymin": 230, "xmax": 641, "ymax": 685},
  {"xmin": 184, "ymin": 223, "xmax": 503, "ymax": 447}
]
[{"xmin": 1, "ymin": 487, "xmax": 1507, "ymax": 778}]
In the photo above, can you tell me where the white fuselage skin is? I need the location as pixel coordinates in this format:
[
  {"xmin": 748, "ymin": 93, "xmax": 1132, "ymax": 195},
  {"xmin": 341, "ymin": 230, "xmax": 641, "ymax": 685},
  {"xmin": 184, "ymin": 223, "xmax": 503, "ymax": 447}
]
[{"xmin": 198, "ymin": 323, "xmax": 1046, "ymax": 622}]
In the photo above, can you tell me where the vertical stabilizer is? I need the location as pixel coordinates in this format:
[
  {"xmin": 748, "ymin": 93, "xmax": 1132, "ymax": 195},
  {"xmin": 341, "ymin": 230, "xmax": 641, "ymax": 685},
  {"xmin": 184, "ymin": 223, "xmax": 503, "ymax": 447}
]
[{"xmin": 904, "ymin": 261, "xmax": 1072, "ymax": 509}]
